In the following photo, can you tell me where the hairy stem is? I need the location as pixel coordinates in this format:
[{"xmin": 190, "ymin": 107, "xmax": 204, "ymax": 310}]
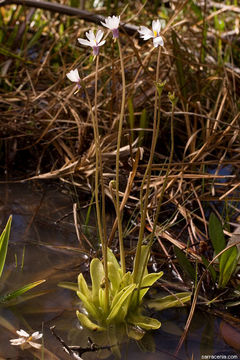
[
  {"xmin": 115, "ymin": 38, "xmax": 126, "ymax": 274},
  {"xmin": 94, "ymin": 55, "xmax": 109, "ymax": 311},
  {"xmin": 149, "ymin": 95, "xmax": 176, "ymax": 244},
  {"xmin": 133, "ymin": 46, "xmax": 162, "ymax": 283}
]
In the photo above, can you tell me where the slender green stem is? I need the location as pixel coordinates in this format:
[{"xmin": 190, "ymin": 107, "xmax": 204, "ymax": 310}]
[
  {"xmin": 93, "ymin": 56, "xmax": 103, "ymax": 247},
  {"xmin": 93, "ymin": 55, "xmax": 109, "ymax": 311},
  {"xmin": 149, "ymin": 95, "xmax": 176, "ymax": 244},
  {"xmin": 133, "ymin": 47, "xmax": 162, "ymax": 283},
  {"xmin": 116, "ymin": 38, "xmax": 126, "ymax": 274}
]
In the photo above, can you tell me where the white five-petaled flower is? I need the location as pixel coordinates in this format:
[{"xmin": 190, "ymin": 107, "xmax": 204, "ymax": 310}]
[
  {"xmin": 66, "ymin": 69, "xmax": 81, "ymax": 88},
  {"xmin": 101, "ymin": 15, "xmax": 120, "ymax": 39},
  {"xmin": 138, "ymin": 19, "xmax": 165, "ymax": 48},
  {"xmin": 10, "ymin": 329, "xmax": 43, "ymax": 349},
  {"xmin": 78, "ymin": 29, "xmax": 105, "ymax": 56}
]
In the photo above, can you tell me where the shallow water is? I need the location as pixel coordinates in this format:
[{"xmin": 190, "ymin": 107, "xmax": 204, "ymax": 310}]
[{"xmin": 0, "ymin": 182, "xmax": 239, "ymax": 360}]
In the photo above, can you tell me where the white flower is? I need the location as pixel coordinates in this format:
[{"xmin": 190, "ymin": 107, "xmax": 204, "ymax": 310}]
[
  {"xmin": 78, "ymin": 29, "xmax": 105, "ymax": 56},
  {"xmin": 101, "ymin": 15, "xmax": 120, "ymax": 39},
  {"xmin": 138, "ymin": 19, "xmax": 165, "ymax": 47},
  {"xmin": 10, "ymin": 329, "xmax": 42, "ymax": 350},
  {"xmin": 66, "ymin": 69, "xmax": 81, "ymax": 88}
]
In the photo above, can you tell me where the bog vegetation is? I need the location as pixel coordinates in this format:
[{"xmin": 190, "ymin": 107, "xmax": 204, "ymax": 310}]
[{"xmin": 0, "ymin": 0, "xmax": 240, "ymax": 358}]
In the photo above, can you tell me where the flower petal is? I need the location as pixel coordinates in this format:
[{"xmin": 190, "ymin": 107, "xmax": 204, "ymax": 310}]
[
  {"xmin": 96, "ymin": 29, "xmax": 104, "ymax": 43},
  {"xmin": 101, "ymin": 15, "xmax": 120, "ymax": 30},
  {"xmin": 85, "ymin": 29, "xmax": 95, "ymax": 42},
  {"xmin": 138, "ymin": 26, "xmax": 153, "ymax": 40},
  {"xmin": 16, "ymin": 329, "xmax": 29, "ymax": 337},
  {"xmin": 10, "ymin": 338, "xmax": 26, "ymax": 346},
  {"xmin": 153, "ymin": 36, "xmax": 164, "ymax": 47},
  {"xmin": 110, "ymin": 15, "xmax": 120, "ymax": 29},
  {"xmin": 31, "ymin": 331, "xmax": 43, "ymax": 340},
  {"xmin": 98, "ymin": 40, "xmax": 106, "ymax": 47},
  {"xmin": 67, "ymin": 69, "xmax": 80, "ymax": 83},
  {"xmin": 28, "ymin": 341, "xmax": 42, "ymax": 349},
  {"xmin": 78, "ymin": 38, "xmax": 91, "ymax": 47},
  {"xmin": 152, "ymin": 20, "xmax": 161, "ymax": 35},
  {"xmin": 100, "ymin": 20, "xmax": 107, "ymax": 28}
]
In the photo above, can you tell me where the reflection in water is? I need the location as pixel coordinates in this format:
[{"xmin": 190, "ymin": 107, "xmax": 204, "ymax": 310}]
[
  {"xmin": 0, "ymin": 183, "xmax": 239, "ymax": 359},
  {"xmin": 0, "ymin": 182, "xmax": 88, "ymax": 359}
]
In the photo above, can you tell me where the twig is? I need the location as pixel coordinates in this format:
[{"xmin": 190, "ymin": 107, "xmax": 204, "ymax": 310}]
[
  {"xmin": 50, "ymin": 326, "xmax": 112, "ymax": 359},
  {"xmin": 0, "ymin": 0, "xmax": 138, "ymax": 35}
]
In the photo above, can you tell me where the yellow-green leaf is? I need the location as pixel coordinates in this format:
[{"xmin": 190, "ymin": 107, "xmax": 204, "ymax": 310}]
[
  {"xmin": 90, "ymin": 258, "xmax": 104, "ymax": 306},
  {"xmin": 58, "ymin": 281, "xmax": 78, "ymax": 292},
  {"xmin": 139, "ymin": 271, "xmax": 163, "ymax": 302},
  {"xmin": 118, "ymin": 271, "xmax": 132, "ymax": 291},
  {"xmin": 78, "ymin": 273, "xmax": 91, "ymax": 300},
  {"xmin": 107, "ymin": 284, "xmax": 136, "ymax": 322},
  {"xmin": 107, "ymin": 247, "xmax": 121, "ymax": 272},
  {"xmin": 133, "ymin": 245, "xmax": 150, "ymax": 285},
  {"xmin": 76, "ymin": 291, "xmax": 99, "ymax": 319},
  {"xmin": 128, "ymin": 314, "xmax": 161, "ymax": 330},
  {"xmin": 147, "ymin": 292, "xmax": 191, "ymax": 311},
  {"xmin": 108, "ymin": 261, "xmax": 121, "ymax": 295},
  {"xmin": 76, "ymin": 311, "xmax": 105, "ymax": 331}
]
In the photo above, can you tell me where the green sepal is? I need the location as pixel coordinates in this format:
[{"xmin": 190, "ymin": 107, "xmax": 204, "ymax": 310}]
[{"xmin": 76, "ymin": 311, "xmax": 105, "ymax": 332}]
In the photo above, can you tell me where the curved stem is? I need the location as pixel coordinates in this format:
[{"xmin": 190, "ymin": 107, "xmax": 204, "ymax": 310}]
[{"xmin": 115, "ymin": 38, "xmax": 126, "ymax": 274}]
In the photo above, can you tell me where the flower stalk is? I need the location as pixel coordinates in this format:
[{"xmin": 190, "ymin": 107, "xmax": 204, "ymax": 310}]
[
  {"xmin": 115, "ymin": 37, "xmax": 126, "ymax": 274},
  {"xmin": 93, "ymin": 54, "xmax": 109, "ymax": 311},
  {"xmin": 133, "ymin": 46, "xmax": 163, "ymax": 284}
]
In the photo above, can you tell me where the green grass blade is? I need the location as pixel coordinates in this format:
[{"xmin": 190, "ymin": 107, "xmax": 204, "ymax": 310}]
[
  {"xmin": 171, "ymin": 30, "xmax": 186, "ymax": 101},
  {"xmin": 139, "ymin": 108, "xmax": 147, "ymax": 146},
  {"xmin": 174, "ymin": 246, "xmax": 195, "ymax": 281},
  {"xmin": 219, "ymin": 246, "xmax": 239, "ymax": 288},
  {"xmin": 26, "ymin": 22, "xmax": 48, "ymax": 51},
  {"xmin": 0, "ymin": 215, "xmax": 12, "ymax": 279},
  {"xmin": 209, "ymin": 213, "xmax": 226, "ymax": 255},
  {"xmin": 128, "ymin": 98, "xmax": 135, "ymax": 142},
  {"xmin": 0, "ymin": 279, "xmax": 45, "ymax": 303},
  {"xmin": 201, "ymin": 255, "xmax": 217, "ymax": 282}
]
